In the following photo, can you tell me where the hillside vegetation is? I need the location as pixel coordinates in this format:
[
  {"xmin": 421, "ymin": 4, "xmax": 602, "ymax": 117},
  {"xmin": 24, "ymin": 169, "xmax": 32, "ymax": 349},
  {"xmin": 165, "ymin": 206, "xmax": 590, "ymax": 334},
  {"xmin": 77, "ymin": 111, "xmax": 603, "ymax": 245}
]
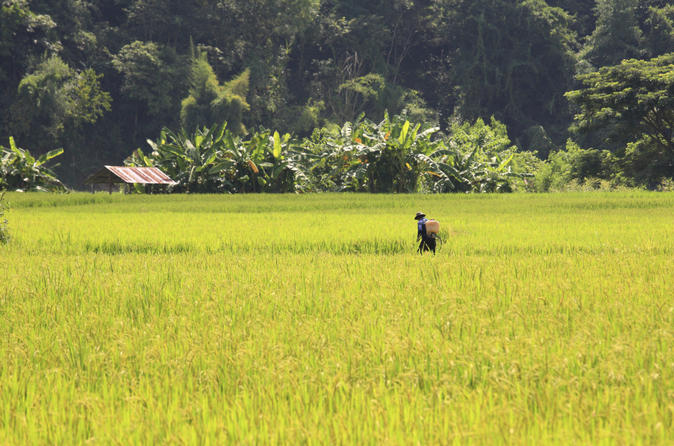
[{"xmin": 1, "ymin": 1, "xmax": 673, "ymax": 188}]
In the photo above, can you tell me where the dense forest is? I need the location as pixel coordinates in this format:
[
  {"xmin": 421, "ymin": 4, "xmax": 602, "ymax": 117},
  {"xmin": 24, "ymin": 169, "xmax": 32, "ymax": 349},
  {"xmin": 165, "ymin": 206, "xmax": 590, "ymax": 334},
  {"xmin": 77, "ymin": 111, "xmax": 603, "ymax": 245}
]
[{"xmin": 1, "ymin": 0, "xmax": 673, "ymax": 191}]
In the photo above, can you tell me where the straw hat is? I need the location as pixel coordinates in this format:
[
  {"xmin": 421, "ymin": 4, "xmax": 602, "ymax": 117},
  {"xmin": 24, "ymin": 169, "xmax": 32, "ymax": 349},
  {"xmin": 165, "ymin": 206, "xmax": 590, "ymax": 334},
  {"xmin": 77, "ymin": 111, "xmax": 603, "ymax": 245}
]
[{"xmin": 414, "ymin": 212, "xmax": 426, "ymax": 220}]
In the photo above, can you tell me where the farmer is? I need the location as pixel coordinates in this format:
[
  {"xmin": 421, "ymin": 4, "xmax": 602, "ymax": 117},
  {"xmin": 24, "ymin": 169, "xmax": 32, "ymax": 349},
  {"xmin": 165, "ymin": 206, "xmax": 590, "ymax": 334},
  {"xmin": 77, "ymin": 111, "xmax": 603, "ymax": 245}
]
[{"xmin": 415, "ymin": 212, "xmax": 436, "ymax": 255}]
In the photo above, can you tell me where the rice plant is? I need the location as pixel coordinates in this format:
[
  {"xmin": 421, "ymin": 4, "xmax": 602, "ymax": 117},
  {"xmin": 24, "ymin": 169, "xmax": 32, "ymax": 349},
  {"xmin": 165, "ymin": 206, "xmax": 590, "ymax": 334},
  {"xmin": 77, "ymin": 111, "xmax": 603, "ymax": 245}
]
[
  {"xmin": 0, "ymin": 192, "xmax": 8, "ymax": 244},
  {"xmin": 0, "ymin": 192, "xmax": 672, "ymax": 444}
]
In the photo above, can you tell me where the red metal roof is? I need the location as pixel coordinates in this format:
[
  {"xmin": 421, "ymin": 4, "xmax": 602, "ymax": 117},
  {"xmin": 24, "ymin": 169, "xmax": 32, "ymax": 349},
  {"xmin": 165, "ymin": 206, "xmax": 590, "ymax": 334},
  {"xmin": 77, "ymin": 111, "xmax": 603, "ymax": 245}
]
[{"xmin": 85, "ymin": 166, "xmax": 178, "ymax": 185}]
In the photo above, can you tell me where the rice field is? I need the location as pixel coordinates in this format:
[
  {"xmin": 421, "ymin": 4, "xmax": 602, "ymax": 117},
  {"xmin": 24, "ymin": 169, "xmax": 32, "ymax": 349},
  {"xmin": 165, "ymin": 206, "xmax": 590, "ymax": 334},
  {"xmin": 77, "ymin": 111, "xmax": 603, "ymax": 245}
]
[{"xmin": 0, "ymin": 192, "xmax": 673, "ymax": 444}]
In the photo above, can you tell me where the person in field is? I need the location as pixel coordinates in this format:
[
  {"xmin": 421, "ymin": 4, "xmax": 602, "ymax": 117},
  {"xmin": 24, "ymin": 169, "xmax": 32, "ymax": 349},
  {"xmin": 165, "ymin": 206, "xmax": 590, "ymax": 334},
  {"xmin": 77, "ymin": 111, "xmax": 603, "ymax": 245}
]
[{"xmin": 415, "ymin": 212, "xmax": 436, "ymax": 255}]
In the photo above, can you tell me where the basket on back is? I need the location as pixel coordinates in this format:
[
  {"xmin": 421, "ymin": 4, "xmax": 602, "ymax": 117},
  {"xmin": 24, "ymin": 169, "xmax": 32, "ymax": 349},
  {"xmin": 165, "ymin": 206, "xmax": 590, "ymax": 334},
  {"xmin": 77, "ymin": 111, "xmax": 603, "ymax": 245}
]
[{"xmin": 425, "ymin": 219, "xmax": 439, "ymax": 236}]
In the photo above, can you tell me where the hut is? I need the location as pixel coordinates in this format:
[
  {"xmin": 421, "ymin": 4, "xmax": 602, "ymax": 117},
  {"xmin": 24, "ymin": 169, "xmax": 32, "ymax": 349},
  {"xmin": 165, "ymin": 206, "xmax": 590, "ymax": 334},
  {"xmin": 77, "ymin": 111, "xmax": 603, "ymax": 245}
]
[{"xmin": 84, "ymin": 166, "xmax": 177, "ymax": 193}]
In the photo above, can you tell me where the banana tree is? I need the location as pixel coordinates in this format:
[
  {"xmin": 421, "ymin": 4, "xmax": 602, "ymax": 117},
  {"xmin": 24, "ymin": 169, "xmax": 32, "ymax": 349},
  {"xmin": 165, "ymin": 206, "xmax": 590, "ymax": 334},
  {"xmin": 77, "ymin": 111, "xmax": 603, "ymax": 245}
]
[
  {"xmin": 424, "ymin": 144, "xmax": 519, "ymax": 192},
  {"xmin": 127, "ymin": 124, "xmax": 312, "ymax": 193},
  {"xmin": 424, "ymin": 118, "xmax": 532, "ymax": 193},
  {"xmin": 304, "ymin": 118, "xmax": 370, "ymax": 192},
  {"xmin": 363, "ymin": 113, "xmax": 441, "ymax": 193},
  {"xmin": 0, "ymin": 137, "xmax": 65, "ymax": 192},
  {"xmin": 127, "ymin": 124, "xmax": 234, "ymax": 193},
  {"xmin": 240, "ymin": 130, "xmax": 311, "ymax": 193},
  {"xmin": 312, "ymin": 113, "xmax": 441, "ymax": 192},
  {"xmin": 216, "ymin": 131, "xmax": 260, "ymax": 193}
]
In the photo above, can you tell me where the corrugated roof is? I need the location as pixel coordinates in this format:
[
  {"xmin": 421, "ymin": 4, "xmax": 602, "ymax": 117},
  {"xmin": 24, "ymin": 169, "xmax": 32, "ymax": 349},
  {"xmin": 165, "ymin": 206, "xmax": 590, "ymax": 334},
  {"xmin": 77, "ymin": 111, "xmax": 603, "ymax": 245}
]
[{"xmin": 85, "ymin": 166, "xmax": 178, "ymax": 185}]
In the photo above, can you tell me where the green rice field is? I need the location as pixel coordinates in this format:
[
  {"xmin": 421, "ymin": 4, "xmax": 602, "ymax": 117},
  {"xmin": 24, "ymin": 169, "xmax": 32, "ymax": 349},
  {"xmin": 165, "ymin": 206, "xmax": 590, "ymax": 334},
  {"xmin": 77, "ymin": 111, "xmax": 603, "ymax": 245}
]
[{"xmin": 1, "ymin": 192, "xmax": 673, "ymax": 444}]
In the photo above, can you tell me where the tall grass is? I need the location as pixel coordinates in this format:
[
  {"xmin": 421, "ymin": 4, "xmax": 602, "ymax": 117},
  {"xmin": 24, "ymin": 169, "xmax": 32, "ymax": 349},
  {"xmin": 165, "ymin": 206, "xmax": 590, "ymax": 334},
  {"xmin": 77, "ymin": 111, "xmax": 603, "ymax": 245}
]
[
  {"xmin": 0, "ymin": 192, "xmax": 8, "ymax": 244},
  {"xmin": 0, "ymin": 192, "xmax": 672, "ymax": 444}
]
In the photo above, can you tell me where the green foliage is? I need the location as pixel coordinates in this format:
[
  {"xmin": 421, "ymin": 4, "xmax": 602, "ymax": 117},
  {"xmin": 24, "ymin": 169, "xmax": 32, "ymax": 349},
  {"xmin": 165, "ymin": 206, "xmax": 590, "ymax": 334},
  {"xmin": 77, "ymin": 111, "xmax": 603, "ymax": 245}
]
[
  {"xmin": 9, "ymin": 55, "xmax": 111, "ymax": 151},
  {"xmin": 280, "ymin": 100, "xmax": 325, "ymax": 136},
  {"xmin": 580, "ymin": 0, "xmax": 644, "ymax": 68},
  {"xmin": 0, "ymin": 0, "xmax": 57, "ymax": 84},
  {"xmin": 310, "ymin": 50, "xmax": 436, "ymax": 127},
  {"xmin": 426, "ymin": 0, "xmax": 577, "ymax": 139},
  {"xmin": 180, "ymin": 53, "xmax": 250, "ymax": 134},
  {"xmin": 237, "ymin": 129, "xmax": 311, "ymax": 193},
  {"xmin": 427, "ymin": 118, "xmax": 535, "ymax": 193},
  {"xmin": 334, "ymin": 72, "xmax": 386, "ymax": 122},
  {"xmin": 546, "ymin": 0, "xmax": 597, "ymax": 37},
  {"xmin": 534, "ymin": 140, "xmax": 621, "ymax": 192},
  {"xmin": 112, "ymin": 41, "xmax": 186, "ymax": 118},
  {"xmin": 128, "ymin": 115, "xmax": 543, "ymax": 195},
  {"xmin": 127, "ymin": 124, "xmax": 308, "ymax": 193},
  {"xmin": 566, "ymin": 53, "xmax": 674, "ymax": 184},
  {"xmin": 0, "ymin": 137, "xmax": 65, "ymax": 192},
  {"xmin": 2, "ymin": 0, "xmax": 672, "ymax": 187},
  {"xmin": 11, "ymin": 56, "xmax": 74, "ymax": 141},
  {"xmin": 518, "ymin": 125, "xmax": 557, "ymax": 158},
  {"xmin": 69, "ymin": 69, "xmax": 113, "ymax": 126},
  {"xmin": 306, "ymin": 113, "xmax": 441, "ymax": 193},
  {"xmin": 642, "ymin": 6, "xmax": 674, "ymax": 57},
  {"xmin": 622, "ymin": 138, "xmax": 674, "ymax": 188},
  {"xmin": 304, "ymin": 115, "xmax": 534, "ymax": 194},
  {"xmin": 128, "ymin": 124, "xmax": 232, "ymax": 193}
]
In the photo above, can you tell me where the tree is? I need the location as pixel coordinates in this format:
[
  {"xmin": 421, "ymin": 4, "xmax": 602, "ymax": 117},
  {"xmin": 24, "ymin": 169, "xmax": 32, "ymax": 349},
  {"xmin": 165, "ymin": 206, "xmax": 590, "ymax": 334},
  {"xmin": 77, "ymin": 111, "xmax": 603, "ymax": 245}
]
[
  {"xmin": 9, "ymin": 55, "xmax": 111, "ymax": 153},
  {"xmin": 565, "ymin": 53, "xmax": 674, "ymax": 183},
  {"xmin": 112, "ymin": 41, "xmax": 186, "ymax": 117},
  {"xmin": 180, "ymin": 53, "xmax": 250, "ymax": 134},
  {"xmin": 112, "ymin": 40, "xmax": 187, "ymax": 139},
  {"xmin": 0, "ymin": 1, "xmax": 59, "ymax": 144},
  {"xmin": 546, "ymin": 0, "xmax": 597, "ymax": 37},
  {"xmin": 642, "ymin": 6, "xmax": 674, "ymax": 59},
  {"xmin": 127, "ymin": 124, "xmax": 310, "ymax": 193},
  {"xmin": 534, "ymin": 140, "xmax": 619, "ymax": 192},
  {"xmin": 0, "ymin": 1, "xmax": 58, "ymax": 86},
  {"xmin": 422, "ymin": 0, "xmax": 578, "ymax": 143},
  {"xmin": 306, "ymin": 113, "xmax": 442, "ymax": 193},
  {"xmin": 580, "ymin": 0, "xmax": 643, "ymax": 69},
  {"xmin": 125, "ymin": 0, "xmax": 208, "ymax": 45},
  {"xmin": 202, "ymin": 0, "xmax": 320, "ymax": 129}
]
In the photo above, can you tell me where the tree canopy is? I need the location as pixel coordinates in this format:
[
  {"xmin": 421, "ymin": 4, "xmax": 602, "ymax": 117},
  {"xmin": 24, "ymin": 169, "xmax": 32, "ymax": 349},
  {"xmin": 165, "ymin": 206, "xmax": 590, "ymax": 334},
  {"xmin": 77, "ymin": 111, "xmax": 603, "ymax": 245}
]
[
  {"xmin": 0, "ymin": 0, "xmax": 672, "ymax": 188},
  {"xmin": 566, "ymin": 54, "xmax": 674, "ymax": 155},
  {"xmin": 566, "ymin": 53, "xmax": 674, "ymax": 183}
]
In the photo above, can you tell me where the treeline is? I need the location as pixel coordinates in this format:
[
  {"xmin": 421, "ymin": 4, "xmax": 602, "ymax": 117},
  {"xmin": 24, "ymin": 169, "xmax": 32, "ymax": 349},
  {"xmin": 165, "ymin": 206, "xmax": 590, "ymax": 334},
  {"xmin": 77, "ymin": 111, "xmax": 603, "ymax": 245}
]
[
  {"xmin": 0, "ymin": 0, "xmax": 673, "ymax": 189},
  {"xmin": 127, "ymin": 115, "xmax": 537, "ymax": 194},
  {"xmin": 1, "ymin": 114, "xmax": 537, "ymax": 193},
  {"xmin": 5, "ymin": 113, "xmax": 672, "ymax": 194}
]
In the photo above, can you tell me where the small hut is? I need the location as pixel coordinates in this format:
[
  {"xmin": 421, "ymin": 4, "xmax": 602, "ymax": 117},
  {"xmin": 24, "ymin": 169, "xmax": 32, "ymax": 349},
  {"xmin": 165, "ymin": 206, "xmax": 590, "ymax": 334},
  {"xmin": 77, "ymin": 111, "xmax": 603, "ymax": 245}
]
[{"xmin": 84, "ymin": 166, "xmax": 177, "ymax": 193}]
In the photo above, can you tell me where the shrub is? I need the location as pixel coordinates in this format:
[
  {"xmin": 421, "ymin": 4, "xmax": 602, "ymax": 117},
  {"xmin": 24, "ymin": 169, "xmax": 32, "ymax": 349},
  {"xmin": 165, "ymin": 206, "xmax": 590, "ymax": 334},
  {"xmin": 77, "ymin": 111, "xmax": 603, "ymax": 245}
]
[
  {"xmin": 534, "ymin": 140, "xmax": 620, "ymax": 192},
  {"xmin": 656, "ymin": 178, "xmax": 674, "ymax": 192},
  {"xmin": 0, "ymin": 137, "xmax": 65, "ymax": 192},
  {"xmin": 427, "ymin": 117, "xmax": 536, "ymax": 193},
  {"xmin": 623, "ymin": 138, "xmax": 674, "ymax": 189}
]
